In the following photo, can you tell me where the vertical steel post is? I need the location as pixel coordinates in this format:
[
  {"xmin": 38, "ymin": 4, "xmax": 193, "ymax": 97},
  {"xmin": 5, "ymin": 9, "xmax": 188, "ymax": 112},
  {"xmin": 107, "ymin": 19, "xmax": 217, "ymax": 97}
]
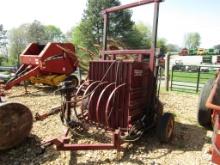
[
  {"xmin": 151, "ymin": 2, "xmax": 160, "ymax": 51},
  {"xmin": 165, "ymin": 53, "xmax": 170, "ymax": 91},
  {"xmin": 103, "ymin": 13, "xmax": 109, "ymax": 51},
  {"xmin": 196, "ymin": 66, "xmax": 201, "ymax": 93},
  {"xmin": 150, "ymin": 1, "xmax": 160, "ymax": 117},
  {"xmin": 151, "ymin": 1, "xmax": 160, "ymax": 74},
  {"xmin": 171, "ymin": 66, "xmax": 174, "ymax": 91}
]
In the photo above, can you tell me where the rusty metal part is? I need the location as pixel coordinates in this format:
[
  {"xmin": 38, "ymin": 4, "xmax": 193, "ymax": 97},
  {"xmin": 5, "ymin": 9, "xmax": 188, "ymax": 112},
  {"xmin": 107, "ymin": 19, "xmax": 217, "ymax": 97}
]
[
  {"xmin": 0, "ymin": 102, "xmax": 33, "ymax": 150},
  {"xmin": 101, "ymin": 0, "xmax": 162, "ymax": 14},
  {"xmin": 105, "ymin": 83, "xmax": 126, "ymax": 128},
  {"xmin": 42, "ymin": 129, "xmax": 121, "ymax": 151},
  {"xmin": 80, "ymin": 81, "xmax": 101, "ymax": 114},
  {"xmin": 35, "ymin": 106, "xmax": 61, "ymax": 121},
  {"xmin": 87, "ymin": 81, "xmax": 108, "ymax": 120},
  {"xmin": 96, "ymin": 83, "xmax": 115, "ymax": 124}
]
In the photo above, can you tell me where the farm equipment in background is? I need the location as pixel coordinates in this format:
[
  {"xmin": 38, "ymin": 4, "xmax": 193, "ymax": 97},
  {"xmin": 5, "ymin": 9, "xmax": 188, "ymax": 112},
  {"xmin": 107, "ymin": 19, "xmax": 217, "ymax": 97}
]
[
  {"xmin": 189, "ymin": 49, "xmax": 197, "ymax": 55},
  {"xmin": 179, "ymin": 48, "xmax": 189, "ymax": 56},
  {"xmin": 34, "ymin": 0, "xmax": 174, "ymax": 151},
  {"xmin": 197, "ymin": 48, "xmax": 206, "ymax": 55},
  {"xmin": 179, "ymin": 48, "xmax": 220, "ymax": 57},
  {"xmin": 206, "ymin": 48, "xmax": 215, "ymax": 55},
  {"xmin": 215, "ymin": 56, "xmax": 220, "ymax": 64},
  {"xmin": 4, "ymin": 42, "xmax": 79, "ymax": 90},
  {"xmin": 214, "ymin": 49, "xmax": 220, "ymax": 55},
  {"xmin": 172, "ymin": 60, "xmax": 185, "ymax": 71},
  {"xmin": 202, "ymin": 55, "xmax": 212, "ymax": 64}
]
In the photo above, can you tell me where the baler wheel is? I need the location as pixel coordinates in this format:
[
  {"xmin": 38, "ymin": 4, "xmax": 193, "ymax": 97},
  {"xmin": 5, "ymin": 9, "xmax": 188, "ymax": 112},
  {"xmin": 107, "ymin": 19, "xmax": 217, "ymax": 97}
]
[
  {"xmin": 0, "ymin": 102, "xmax": 33, "ymax": 150},
  {"xmin": 65, "ymin": 75, "xmax": 79, "ymax": 88},
  {"xmin": 156, "ymin": 112, "xmax": 174, "ymax": 143}
]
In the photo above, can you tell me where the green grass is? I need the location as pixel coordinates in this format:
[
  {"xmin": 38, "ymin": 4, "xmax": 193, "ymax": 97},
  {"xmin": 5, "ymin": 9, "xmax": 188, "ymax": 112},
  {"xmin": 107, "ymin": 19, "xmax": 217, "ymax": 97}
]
[{"xmin": 171, "ymin": 71, "xmax": 215, "ymax": 84}]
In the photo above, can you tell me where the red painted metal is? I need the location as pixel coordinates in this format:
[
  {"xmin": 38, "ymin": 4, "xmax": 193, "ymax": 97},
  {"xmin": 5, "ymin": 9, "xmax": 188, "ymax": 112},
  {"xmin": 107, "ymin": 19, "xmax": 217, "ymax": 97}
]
[
  {"xmin": 43, "ymin": 129, "xmax": 121, "ymax": 151},
  {"xmin": 102, "ymin": 49, "xmax": 152, "ymax": 55},
  {"xmin": 101, "ymin": 0, "xmax": 162, "ymax": 14},
  {"xmin": 5, "ymin": 42, "xmax": 78, "ymax": 90},
  {"xmin": 5, "ymin": 66, "xmax": 40, "ymax": 90},
  {"xmin": 212, "ymin": 112, "xmax": 220, "ymax": 164},
  {"xmin": 96, "ymin": 83, "xmax": 116, "ymax": 124},
  {"xmin": 44, "ymin": 0, "xmax": 163, "ymax": 152},
  {"xmin": 88, "ymin": 81, "xmax": 108, "ymax": 122},
  {"xmin": 105, "ymin": 83, "xmax": 126, "ymax": 128},
  {"xmin": 205, "ymin": 73, "xmax": 220, "ymax": 164},
  {"xmin": 88, "ymin": 51, "xmax": 152, "ymax": 130}
]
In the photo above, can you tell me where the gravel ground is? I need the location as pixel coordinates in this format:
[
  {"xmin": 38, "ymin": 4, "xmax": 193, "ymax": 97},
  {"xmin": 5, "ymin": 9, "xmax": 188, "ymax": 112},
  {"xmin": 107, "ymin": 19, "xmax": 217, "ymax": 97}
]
[{"xmin": 0, "ymin": 86, "xmax": 214, "ymax": 165}]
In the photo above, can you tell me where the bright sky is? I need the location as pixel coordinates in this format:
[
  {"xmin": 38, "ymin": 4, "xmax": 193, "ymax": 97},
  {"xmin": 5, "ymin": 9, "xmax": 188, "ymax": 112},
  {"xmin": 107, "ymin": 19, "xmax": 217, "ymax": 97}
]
[{"xmin": 0, "ymin": 0, "xmax": 220, "ymax": 48}]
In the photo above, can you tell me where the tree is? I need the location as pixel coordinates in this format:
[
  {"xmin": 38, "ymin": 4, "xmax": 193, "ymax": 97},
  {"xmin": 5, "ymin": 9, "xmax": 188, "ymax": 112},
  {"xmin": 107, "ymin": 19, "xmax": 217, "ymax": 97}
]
[
  {"xmin": 184, "ymin": 32, "xmax": 201, "ymax": 49},
  {"xmin": 45, "ymin": 25, "xmax": 65, "ymax": 42},
  {"xmin": 8, "ymin": 24, "xmax": 29, "ymax": 65},
  {"xmin": 157, "ymin": 38, "xmax": 168, "ymax": 55},
  {"xmin": 72, "ymin": 24, "xmax": 85, "ymax": 47},
  {"xmin": 65, "ymin": 28, "xmax": 73, "ymax": 42},
  {"xmin": 214, "ymin": 44, "xmax": 220, "ymax": 49},
  {"xmin": 167, "ymin": 44, "xmax": 180, "ymax": 52},
  {"xmin": 72, "ymin": 0, "xmax": 134, "ymax": 51},
  {"xmin": 0, "ymin": 25, "xmax": 8, "ymax": 57},
  {"xmin": 27, "ymin": 20, "xmax": 48, "ymax": 44},
  {"xmin": 125, "ymin": 22, "xmax": 151, "ymax": 49}
]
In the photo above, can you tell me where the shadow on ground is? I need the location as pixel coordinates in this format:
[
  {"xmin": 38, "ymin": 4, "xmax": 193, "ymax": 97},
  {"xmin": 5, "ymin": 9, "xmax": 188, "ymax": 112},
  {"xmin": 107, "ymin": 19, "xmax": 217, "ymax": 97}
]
[
  {"xmin": 0, "ymin": 134, "xmax": 60, "ymax": 165},
  {"xmin": 7, "ymin": 85, "xmax": 57, "ymax": 98},
  {"xmin": 68, "ymin": 121, "xmax": 210, "ymax": 164}
]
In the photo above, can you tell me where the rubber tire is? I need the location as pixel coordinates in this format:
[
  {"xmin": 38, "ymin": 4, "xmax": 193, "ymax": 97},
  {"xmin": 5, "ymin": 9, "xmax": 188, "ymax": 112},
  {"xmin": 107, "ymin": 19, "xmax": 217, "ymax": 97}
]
[
  {"xmin": 0, "ymin": 102, "xmax": 33, "ymax": 150},
  {"xmin": 65, "ymin": 75, "xmax": 79, "ymax": 88},
  {"xmin": 197, "ymin": 79, "xmax": 214, "ymax": 129},
  {"xmin": 157, "ymin": 112, "xmax": 174, "ymax": 143}
]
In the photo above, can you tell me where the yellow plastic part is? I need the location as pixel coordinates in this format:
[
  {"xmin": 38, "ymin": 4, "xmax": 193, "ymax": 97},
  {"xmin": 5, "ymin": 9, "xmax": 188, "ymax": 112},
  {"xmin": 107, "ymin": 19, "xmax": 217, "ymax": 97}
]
[{"xmin": 29, "ymin": 74, "xmax": 67, "ymax": 86}]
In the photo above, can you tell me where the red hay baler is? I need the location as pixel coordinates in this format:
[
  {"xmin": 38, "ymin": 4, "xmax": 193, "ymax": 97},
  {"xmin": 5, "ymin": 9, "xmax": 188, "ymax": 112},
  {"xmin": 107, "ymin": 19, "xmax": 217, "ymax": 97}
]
[{"xmin": 5, "ymin": 42, "xmax": 79, "ymax": 90}]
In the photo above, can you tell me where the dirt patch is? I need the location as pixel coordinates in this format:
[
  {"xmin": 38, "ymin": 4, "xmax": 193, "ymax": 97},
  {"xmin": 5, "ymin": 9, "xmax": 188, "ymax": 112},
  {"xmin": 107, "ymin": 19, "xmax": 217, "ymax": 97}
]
[{"xmin": 0, "ymin": 86, "xmax": 213, "ymax": 165}]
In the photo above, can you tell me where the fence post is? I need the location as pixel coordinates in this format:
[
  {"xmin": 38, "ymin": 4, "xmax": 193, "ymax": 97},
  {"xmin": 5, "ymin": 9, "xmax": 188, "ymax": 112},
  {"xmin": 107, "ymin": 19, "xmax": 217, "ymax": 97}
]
[
  {"xmin": 77, "ymin": 67, "xmax": 82, "ymax": 83},
  {"xmin": 171, "ymin": 65, "xmax": 174, "ymax": 91},
  {"xmin": 165, "ymin": 53, "xmax": 170, "ymax": 91},
  {"xmin": 196, "ymin": 66, "xmax": 201, "ymax": 93}
]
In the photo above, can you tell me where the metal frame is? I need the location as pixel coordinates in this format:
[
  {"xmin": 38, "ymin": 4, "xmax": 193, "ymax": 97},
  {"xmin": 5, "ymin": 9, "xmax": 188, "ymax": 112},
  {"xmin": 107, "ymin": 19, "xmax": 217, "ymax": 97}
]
[
  {"xmin": 171, "ymin": 65, "xmax": 220, "ymax": 93},
  {"xmin": 42, "ymin": 0, "xmax": 163, "ymax": 151},
  {"xmin": 43, "ymin": 129, "xmax": 121, "ymax": 151},
  {"xmin": 102, "ymin": 0, "xmax": 162, "ymax": 65}
]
